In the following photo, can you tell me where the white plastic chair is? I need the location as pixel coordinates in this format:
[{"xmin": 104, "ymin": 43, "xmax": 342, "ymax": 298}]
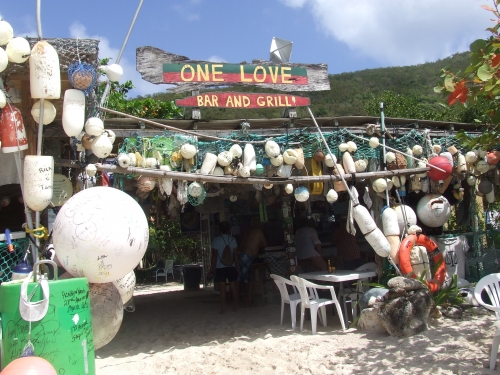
[
  {"xmin": 156, "ymin": 260, "xmax": 174, "ymax": 282},
  {"xmin": 290, "ymin": 275, "xmax": 346, "ymax": 334},
  {"xmin": 474, "ymin": 273, "xmax": 500, "ymax": 370},
  {"xmin": 344, "ymin": 262, "xmax": 378, "ymax": 320},
  {"xmin": 270, "ymin": 274, "xmax": 302, "ymax": 330}
]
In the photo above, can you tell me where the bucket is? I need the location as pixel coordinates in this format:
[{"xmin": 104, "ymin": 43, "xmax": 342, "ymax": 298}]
[
  {"xmin": 182, "ymin": 265, "xmax": 202, "ymax": 291},
  {"xmin": 0, "ymin": 260, "xmax": 95, "ymax": 374}
]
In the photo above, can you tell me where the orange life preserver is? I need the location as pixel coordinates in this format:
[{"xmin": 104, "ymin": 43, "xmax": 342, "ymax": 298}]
[{"xmin": 398, "ymin": 234, "xmax": 446, "ymax": 293}]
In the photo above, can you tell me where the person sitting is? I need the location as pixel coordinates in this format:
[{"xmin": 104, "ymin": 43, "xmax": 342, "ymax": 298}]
[
  {"xmin": 295, "ymin": 217, "xmax": 328, "ymax": 272},
  {"xmin": 238, "ymin": 216, "xmax": 268, "ymax": 284},
  {"xmin": 208, "ymin": 221, "xmax": 240, "ymax": 314},
  {"xmin": 331, "ymin": 216, "xmax": 362, "ymax": 270}
]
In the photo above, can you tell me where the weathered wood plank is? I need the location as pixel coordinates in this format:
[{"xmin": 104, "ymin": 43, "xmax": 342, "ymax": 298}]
[{"xmin": 136, "ymin": 46, "xmax": 330, "ymax": 93}]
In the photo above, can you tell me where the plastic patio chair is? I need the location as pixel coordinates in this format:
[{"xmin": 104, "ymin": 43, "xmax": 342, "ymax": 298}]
[
  {"xmin": 474, "ymin": 273, "xmax": 500, "ymax": 370},
  {"xmin": 156, "ymin": 260, "xmax": 174, "ymax": 282},
  {"xmin": 343, "ymin": 262, "xmax": 378, "ymax": 320},
  {"xmin": 290, "ymin": 275, "xmax": 346, "ymax": 335},
  {"xmin": 270, "ymin": 274, "xmax": 304, "ymax": 330}
]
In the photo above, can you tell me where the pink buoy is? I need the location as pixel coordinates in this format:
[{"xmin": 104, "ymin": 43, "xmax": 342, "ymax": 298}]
[{"xmin": 427, "ymin": 156, "xmax": 452, "ymax": 182}]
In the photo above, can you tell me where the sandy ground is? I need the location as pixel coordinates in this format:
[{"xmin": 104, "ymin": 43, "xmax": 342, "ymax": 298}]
[{"xmin": 95, "ymin": 282, "xmax": 499, "ymax": 375}]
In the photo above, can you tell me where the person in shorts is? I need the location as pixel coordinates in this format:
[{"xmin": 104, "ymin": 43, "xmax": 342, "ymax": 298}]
[{"xmin": 208, "ymin": 221, "xmax": 240, "ymax": 313}]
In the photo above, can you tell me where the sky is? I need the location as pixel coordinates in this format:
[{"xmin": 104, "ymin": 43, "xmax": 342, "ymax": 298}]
[{"xmin": 0, "ymin": 0, "xmax": 494, "ymax": 98}]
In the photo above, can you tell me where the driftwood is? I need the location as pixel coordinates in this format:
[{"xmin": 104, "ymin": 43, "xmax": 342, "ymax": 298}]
[
  {"xmin": 136, "ymin": 46, "xmax": 330, "ymax": 93},
  {"xmin": 89, "ymin": 163, "xmax": 430, "ymax": 185}
]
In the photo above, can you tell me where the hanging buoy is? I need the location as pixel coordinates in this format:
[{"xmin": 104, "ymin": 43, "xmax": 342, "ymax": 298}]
[
  {"xmin": 200, "ymin": 152, "xmax": 217, "ymax": 174},
  {"xmin": 24, "ymin": 155, "xmax": 54, "ymax": 211},
  {"xmin": 406, "ymin": 147, "xmax": 413, "ymax": 168},
  {"xmin": 381, "ymin": 207, "xmax": 401, "ymax": 263},
  {"xmin": 372, "ymin": 178, "xmax": 387, "ymax": 193},
  {"xmin": 188, "ymin": 182, "xmax": 204, "ymax": 197},
  {"xmin": 0, "ymin": 46, "xmax": 9, "ymax": 73},
  {"xmin": 386, "ymin": 152, "xmax": 396, "ymax": 163},
  {"xmin": 346, "ymin": 141, "xmax": 357, "ymax": 153},
  {"xmin": 217, "ymin": 151, "xmax": 233, "ymax": 166},
  {"xmin": 283, "ymin": 149, "xmax": 298, "ymax": 165},
  {"xmin": 412, "ymin": 145, "xmax": 423, "ymax": 156},
  {"xmin": 394, "ymin": 204, "xmax": 417, "ymax": 233},
  {"xmin": 91, "ymin": 133, "xmax": 113, "ymax": 158},
  {"xmin": 294, "ymin": 148, "xmax": 305, "ymax": 169},
  {"xmin": 31, "ymin": 100, "xmax": 56, "ymax": 125},
  {"xmin": 105, "ymin": 129, "xmax": 116, "ymax": 145},
  {"xmin": 0, "ymin": 103, "xmax": 28, "ymax": 153},
  {"xmin": 466, "ymin": 175, "xmax": 476, "ymax": 186},
  {"xmin": 6, "ymin": 37, "xmax": 30, "ymax": 63},
  {"xmin": 487, "ymin": 151, "xmax": 500, "ymax": 165},
  {"xmin": 265, "ymin": 140, "xmax": 281, "ymax": 158},
  {"xmin": 62, "ymin": 89, "xmax": 85, "ymax": 137},
  {"xmin": 369, "ymin": 137, "xmax": 379, "ymax": 148},
  {"xmin": 475, "ymin": 160, "xmax": 490, "ymax": 174},
  {"xmin": 0, "ymin": 19, "xmax": 14, "ymax": 45},
  {"xmin": 86, "ymin": 163, "xmax": 97, "ymax": 177},
  {"xmin": 353, "ymin": 205, "xmax": 390, "ymax": 257},
  {"xmin": 255, "ymin": 163, "xmax": 264, "ymax": 175},
  {"xmin": 180, "ymin": 143, "xmax": 197, "ymax": 159},
  {"xmin": 112, "ymin": 270, "xmax": 136, "ymax": 308},
  {"xmin": 106, "ymin": 63, "xmax": 123, "ymax": 82},
  {"xmin": 213, "ymin": 166, "xmax": 224, "ymax": 175},
  {"xmin": 243, "ymin": 144, "xmax": 256, "ymax": 171},
  {"xmin": 1, "ymin": 356, "xmax": 57, "ymax": 375},
  {"xmin": 486, "ymin": 184, "xmax": 495, "ymax": 203},
  {"xmin": 333, "ymin": 164, "xmax": 347, "ymax": 192},
  {"xmin": 127, "ymin": 152, "xmax": 137, "ymax": 167},
  {"xmin": 229, "ymin": 144, "xmax": 242, "ymax": 158},
  {"xmin": 465, "ymin": 151, "xmax": 477, "ymax": 164},
  {"xmin": 85, "ymin": 117, "xmax": 104, "ymax": 136},
  {"xmin": 342, "ymin": 152, "xmax": 356, "ymax": 174},
  {"xmin": 326, "ymin": 189, "xmax": 338, "ymax": 203},
  {"xmin": 455, "ymin": 153, "xmax": 467, "ymax": 175},
  {"xmin": 338, "ymin": 143, "xmax": 348, "ymax": 152},
  {"xmin": 239, "ymin": 165, "xmax": 251, "ymax": 178},
  {"xmin": 427, "ymin": 155, "xmax": 453, "ymax": 182},
  {"xmin": 324, "ymin": 153, "xmax": 336, "ymax": 167},
  {"xmin": 392, "ymin": 175, "xmax": 406, "ymax": 188},
  {"xmin": 416, "ymin": 194, "xmax": 451, "ymax": 227},
  {"xmin": 51, "ymin": 173, "xmax": 73, "ymax": 207},
  {"xmin": 294, "ymin": 186, "xmax": 310, "ymax": 202},
  {"xmin": 271, "ymin": 154, "xmax": 283, "ymax": 166},
  {"xmin": 30, "ymin": 40, "xmax": 61, "ymax": 99},
  {"xmin": 159, "ymin": 165, "xmax": 173, "ymax": 195},
  {"xmin": 285, "ymin": 184, "xmax": 294, "ymax": 194},
  {"xmin": 432, "ymin": 144, "xmax": 442, "ymax": 154},
  {"xmin": 277, "ymin": 164, "xmax": 293, "ymax": 177},
  {"xmin": 354, "ymin": 159, "xmax": 367, "ymax": 172}
]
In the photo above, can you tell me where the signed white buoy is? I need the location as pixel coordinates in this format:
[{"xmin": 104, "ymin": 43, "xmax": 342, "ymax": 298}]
[
  {"xmin": 85, "ymin": 117, "xmax": 104, "ymax": 136},
  {"xmin": 51, "ymin": 174, "xmax": 73, "ymax": 207},
  {"xmin": 200, "ymin": 152, "xmax": 217, "ymax": 174},
  {"xmin": 91, "ymin": 133, "xmax": 113, "ymax": 158},
  {"xmin": 30, "ymin": 40, "xmax": 61, "ymax": 99},
  {"xmin": 6, "ymin": 37, "xmax": 30, "ymax": 63},
  {"xmin": 112, "ymin": 271, "xmax": 136, "ymax": 306},
  {"xmin": 31, "ymin": 100, "xmax": 56, "ymax": 125},
  {"xmin": 62, "ymin": 89, "xmax": 85, "ymax": 137},
  {"xmin": 24, "ymin": 156, "xmax": 54, "ymax": 211},
  {"xmin": 0, "ymin": 19, "xmax": 14, "ymax": 45},
  {"xmin": 243, "ymin": 144, "xmax": 256, "ymax": 171}
]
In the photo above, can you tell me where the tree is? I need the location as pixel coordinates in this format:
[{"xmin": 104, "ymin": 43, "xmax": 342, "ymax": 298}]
[{"xmin": 435, "ymin": 1, "xmax": 500, "ymax": 150}]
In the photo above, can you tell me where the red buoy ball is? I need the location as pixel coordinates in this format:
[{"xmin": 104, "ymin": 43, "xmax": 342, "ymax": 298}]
[
  {"xmin": 427, "ymin": 156, "xmax": 452, "ymax": 182},
  {"xmin": 1, "ymin": 356, "xmax": 57, "ymax": 375}
]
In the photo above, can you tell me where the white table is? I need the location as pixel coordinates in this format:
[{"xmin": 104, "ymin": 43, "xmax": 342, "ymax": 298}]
[{"xmin": 298, "ymin": 270, "xmax": 377, "ymax": 327}]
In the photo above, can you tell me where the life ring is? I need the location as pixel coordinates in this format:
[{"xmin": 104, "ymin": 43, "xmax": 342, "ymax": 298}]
[{"xmin": 398, "ymin": 234, "xmax": 446, "ymax": 293}]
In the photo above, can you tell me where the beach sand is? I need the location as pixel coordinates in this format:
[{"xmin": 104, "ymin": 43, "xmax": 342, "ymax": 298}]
[{"xmin": 95, "ymin": 282, "xmax": 498, "ymax": 375}]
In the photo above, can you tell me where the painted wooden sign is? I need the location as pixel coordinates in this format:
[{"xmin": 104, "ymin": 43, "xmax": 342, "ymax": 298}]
[
  {"xmin": 163, "ymin": 63, "xmax": 308, "ymax": 85},
  {"xmin": 175, "ymin": 92, "xmax": 310, "ymax": 108},
  {"xmin": 136, "ymin": 46, "xmax": 330, "ymax": 93}
]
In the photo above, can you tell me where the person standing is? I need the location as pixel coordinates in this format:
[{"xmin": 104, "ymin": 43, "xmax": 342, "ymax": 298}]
[
  {"xmin": 208, "ymin": 221, "xmax": 240, "ymax": 313},
  {"xmin": 295, "ymin": 217, "xmax": 328, "ymax": 272},
  {"xmin": 238, "ymin": 216, "xmax": 268, "ymax": 283}
]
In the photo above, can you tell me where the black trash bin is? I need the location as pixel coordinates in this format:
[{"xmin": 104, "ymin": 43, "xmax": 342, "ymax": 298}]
[{"xmin": 182, "ymin": 265, "xmax": 202, "ymax": 291}]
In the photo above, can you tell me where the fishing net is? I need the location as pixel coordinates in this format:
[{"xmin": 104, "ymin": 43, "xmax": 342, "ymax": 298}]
[
  {"xmin": 463, "ymin": 230, "xmax": 500, "ymax": 282},
  {"xmin": 68, "ymin": 62, "xmax": 98, "ymax": 96},
  {"xmin": 0, "ymin": 238, "xmax": 30, "ymax": 283}
]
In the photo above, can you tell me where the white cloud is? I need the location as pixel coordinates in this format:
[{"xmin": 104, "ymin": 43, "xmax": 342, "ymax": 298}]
[
  {"xmin": 279, "ymin": 0, "xmax": 492, "ymax": 66},
  {"xmin": 171, "ymin": 4, "xmax": 201, "ymax": 22},
  {"xmin": 69, "ymin": 22, "xmax": 160, "ymax": 97},
  {"xmin": 207, "ymin": 55, "xmax": 228, "ymax": 63}
]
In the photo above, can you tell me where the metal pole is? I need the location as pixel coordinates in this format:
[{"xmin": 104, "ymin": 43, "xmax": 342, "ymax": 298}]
[
  {"xmin": 306, "ymin": 107, "xmax": 357, "ymax": 203},
  {"xmin": 380, "ymin": 103, "xmax": 390, "ymax": 206},
  {"xmin": 99, "ymin": 0, "xmax": 144, "ymax": 108}
]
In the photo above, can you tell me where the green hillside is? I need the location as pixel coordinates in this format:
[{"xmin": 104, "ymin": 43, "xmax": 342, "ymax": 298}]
[{"xmin": 139, "ymin": 52, "xmax": 471, "ymax": 121}]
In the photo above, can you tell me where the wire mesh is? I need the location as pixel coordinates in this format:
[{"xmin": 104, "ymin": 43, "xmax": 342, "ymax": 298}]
[{"xmin": 0, "ymin": 238, "xmax": 30, "ymax": 283}]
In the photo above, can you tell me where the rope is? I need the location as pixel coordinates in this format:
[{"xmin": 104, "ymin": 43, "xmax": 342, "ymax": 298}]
[{"xmin": 25, "ymin": 225, "xmax": 49, "ymax": 241}]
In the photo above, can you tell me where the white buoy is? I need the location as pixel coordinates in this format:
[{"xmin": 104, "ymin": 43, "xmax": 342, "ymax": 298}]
[
  {"xmin": 294, "ymin": 186, "xmax": 310, "ymax": 202},
  {"xmin": 243, "ymin": 144, "xmax": 256, "ymax": 172},
  {"xmin": 105, "ymin": 129, "xmax": 116, "ymax": 145},
  {"xmin": 0, "ymin": 89, "xmax": 6, "ymax": 108},
  {"xmin": 465, "ymin": 151, "xmax": 477, "ymax": 164},
  {"xmin": 159, "ymin": 165, "xmax": 173, "ymax": 195},
  {"xmin": 188, "ymin": 182, "xmax": 204, "ymax": 197},
  {"xmin": 62, "ymin": 89, "xmax": 85, "ymax": 137},
  {"xmin": 353, "ymin": 205, "xmax": 377, "ymax": 234},
  {"xmin": 30, "ymin": 40, "xmax": 61, "ymax": 99},
  {"xmin": 265, "ymin": 140, "xmax": 281, "ymax": 158},
  {"xmin": 372, "ymin": 178, "xmax": 387, "ymax": 193},
  {"xmin": 270, "ymin": 154, "xmax": 283, "ymax": 167},
  {"xmin": 412, "ymin": 145, "xmax": 423, "ymax": 156},
  {"xmin": 217, "ymin": 151, "xmax": 233, "ymax": 166},
  {"xmin": 86, "ymin": 164, "xmax": 97, "ymax": 177},
  {"xmin": 23, "ymin": 155, "xmax": 54, "ymax": 211},
  {"xmin": 213, "ymin": 166, "xmax": 224, "ymax": 176},
  {"xmin": 369, "ymin": 137, "xmax": 379, "ymax": 148},
  {"xmin": 432, "ymin": 144, "xmax": 442, "ymax": 154},
  {"xmin": 85, "ymin": 117, "xmax": 104, "ymax": 136},
  {"xmin": 416, "ymin": 194, "xmax": 451, "ymax": 227},
  {"xmin": 285, "ymin": 184, "xmax": 294, "ymax": 194},
  {"xmin": 466, "ymin": 175, "xmax": 476, "ymax": 186},
  {"xmin": 112, "ymin": 271, "xmax": 136, "ymax": 306},
  {"xmin": 239, "ymin": 165, "xmax": 251, "ymax": 178},
  {"xmin": 117, "ymin": 153, "xmax": 130, "ymax": 168},
  {"xmin": 106, "ymin": 63, "xmax": 123, "ymax": 82},
  {"xmin": 346, "ymin": 141, "xmax": 357, "ymax": 153},
  {"xmin": 31, "ymin": 100, "xmax": 56, "ymax": 125},
  {"xmin": 324, "ymin": 153, "xmax": 336, "ymax": 167},
  {"xmin": 326, "ymin": 189, "xmax": 338, "ymax": 203},
  {"xmin": 353, "ymin": 204, "xmax": 390, "ymax": 257},
  {"xmin": 392, "ymin": 175, "xmax": 406, "ymax": 188},
  {"xmin": 229, "ymin": 144, "xmax": 242, "ymax": 158},
  {"xmin": 0, "ymin": 47, "xmax": 8, "ymax": 73},
  {"xmin": 476, "ymin": 160, "xmax": 490, "ymax": 174},
  {"xmin": 200, "ymin": 153, "xmax": 217, "ymax": 174},
  {"xmin": 180, "ymin": 143, "xmax": 197, "ymax": 159},
  {"xmin": 0, "ymin": 20, "xmax": 14, "ymax": 45},
  {"xmin": 455, "ymin": 153, "xmax": 467, "ymax": 174},
  {"xmin": 127, "ymin": 153, "xmax": 137, "ymax": 167},
  {"xmin": 91, "ymin": 133, "xmax": 113, "ymax": 158},
  {"xmin": 294, "ymin": 148, "xmax": 305, "ymax": 170},
  {"xmin": 382, "ymin": 207, "xmax": 401, "ymax": 264},
  {"xmin": 342, "ymin": 152, "xmax": 356, "ymax": 174},
  {"xmin": 354, "ymin": 159, "xmax": 367, "ymax": 172},
  {"xmin": 6, "ymin": 37, "xmax": 30, "ymax": 63},
  {"xmin": 386, "ymin": 152, "xmax": 396, "ymax": 163},
  {"xmin": 277, "ymin": 164, "xmax": 292, "ymax": 177},
  {"xmin": 394, "ymin": 204, "xmax": 417, "ymax": 233},
  {"xmin": 283, "ymin": 149, "xmax": 298, "ymax": 165}
]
